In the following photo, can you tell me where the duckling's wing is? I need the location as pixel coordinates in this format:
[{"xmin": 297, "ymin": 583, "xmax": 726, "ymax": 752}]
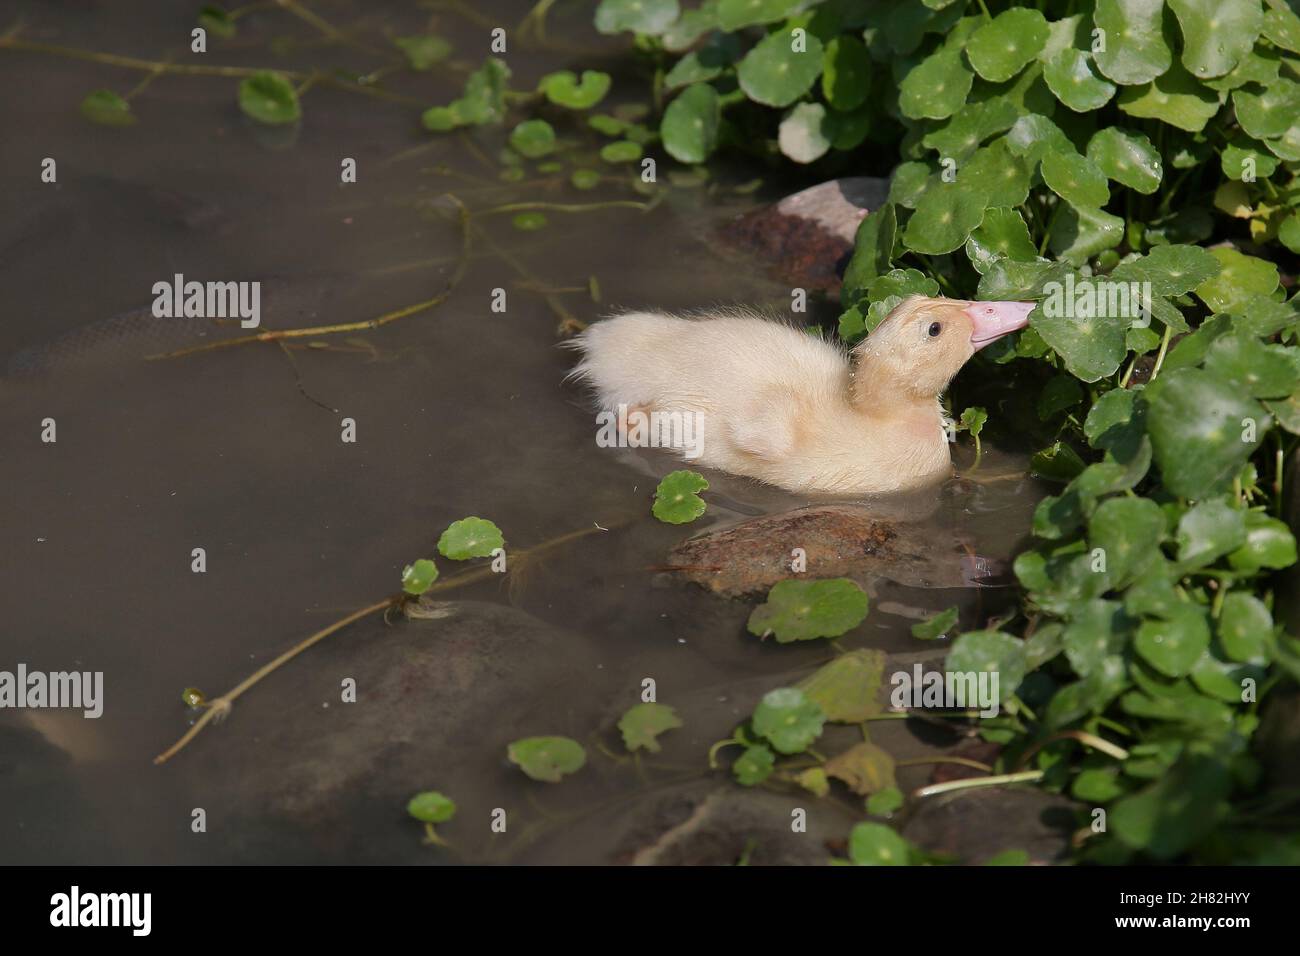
[{"xmin": 728, "ymin": 397, "xmax": 797, "ymax": 462}]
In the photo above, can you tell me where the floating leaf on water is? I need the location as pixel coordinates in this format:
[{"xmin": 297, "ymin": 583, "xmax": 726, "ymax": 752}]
[
  {"xmin": 912, "ymin": 606, "xmax": 959, "ymax": 640},
  {"xmin": 238, "ymin": 71, "xmax": 301, "ymax": 125},
  {"xmin": 617, "ymin": 702, "xmax": 683, "ymax": 753},
  {"xmin": 512, "ymin": 212, "xmax": 547, "ymax": 229},
  {"xmin": 796, "ymin": 648, "xmax": 886, "ymax": 721},
  {"xmin": 508, "ymin": 119, "xmax": 557, "ymax": 158},
  {"xmin": 80, "ymin": 90, "xmax": 136, "ymax": 127},
  {"xmin": 732, "ymin": 743, "xmax": 775, "ymax": 785},
  {"xmin": 747, "ymin": 578, "xmax": 869, "ymax": 643},
  {"xmin": 571, "ymin": 169, "xmax": 601, "ymax": 190},
  {"xmin": 538, "ymin": 69, "xmax": 611, "ymax": 109},
  {"xmin": 737, "ymin": 28, "xmax": 825, "ymax": 108},
  {"xmin": 181, "ymin": 687, "xmax": 206, "ymax": 708},
  {"xmin": 401, "ymin": 558, "xmax": 439, "ymax": 596},
  {"xmin": 866, "ymin": 786, "xmax": 905, "ymax": 816},
  {"xmin": 796, "ymin": 766, "xmax": 830, "ymax": 797},
  {"xmin": 966, "ymin": 8, "xmax": 1049, "ymax": 82},
  {"xmin": 825, "ymin": 741, "xmax": 897, "ymax": 795},
  {"xmin": 395, "ymin": 35, "xmax": 452, "ymax": 70},
  {"xmin": 652, "ymin": 469, "xmax": 708, "ymax": 523},
  {"xmin": 595, "ymin": 0, "xmax": 680, "ymax": 35},
  {"xmin": 437, "ymin": 517, "xmax": 504, "ymax": 560},
  {"xmin": 599, "ymin": 140, "xmax": 643, "ymax": 163},
  {"xmin": 847, "ymin": 822, "xmax": 911, "ymax": 865},
  {"xmin": 406, "ymin": 790, "xmax": 457, "ymax": 823},
  {"xmin": 507, "ymin": 736, "xmax": 587, "ymax": 782},
  {"xmin": 661, "ymin": 82, "xmax": 721, "ymax": 163},
  {"xmin": 198, "ymin": 5, "xmax": 237, "ymax": 39},
  {"xmin": 751, "ymin": 687, "xmax": 826, "ymax": 754}
]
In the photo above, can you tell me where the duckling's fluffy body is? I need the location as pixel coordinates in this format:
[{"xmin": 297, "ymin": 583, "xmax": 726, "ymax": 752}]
[{"xmin": 568, "ymin": 297, "xmax": 1033, "ymax": 495}]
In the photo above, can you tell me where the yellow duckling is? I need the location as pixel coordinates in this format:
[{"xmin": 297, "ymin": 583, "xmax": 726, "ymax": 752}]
[{"xmin": 568, "ymin": 295, "xmax": 1033, "ymax": 495}]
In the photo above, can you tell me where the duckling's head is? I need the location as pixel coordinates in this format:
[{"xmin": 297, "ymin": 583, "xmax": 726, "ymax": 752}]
[{"xmin": 852, "ymin": 295, "xmax": 1033, "ymax": 402}]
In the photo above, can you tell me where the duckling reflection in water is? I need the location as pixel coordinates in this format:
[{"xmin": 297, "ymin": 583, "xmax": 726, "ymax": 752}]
[{"xmin": 568, "ymin": 295, "xmax": 1033, "ymax": 495}]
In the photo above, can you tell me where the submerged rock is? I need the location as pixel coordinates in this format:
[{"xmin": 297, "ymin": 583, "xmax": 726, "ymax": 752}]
[
  {"xmin": 665, "ymin": 504, "xmax": 1006, "ymax": 597},
  {"xmin": 718, "ymin": 177, "xmax": 889, "ymax": 294},
  {"xmin": 899, "ymin": 786, "xmax": 1076, "ymax": 865}
]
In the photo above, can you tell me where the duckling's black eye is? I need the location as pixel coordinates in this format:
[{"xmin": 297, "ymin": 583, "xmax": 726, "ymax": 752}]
[{"xmin": 927, "ymin": 321, "xmax": 943, "ymax": 337}]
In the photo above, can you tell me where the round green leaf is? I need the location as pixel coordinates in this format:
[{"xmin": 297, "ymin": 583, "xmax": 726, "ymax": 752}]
[
  {"xmin": 848, "ymin": 822, "xmax": 911, "ymax": 865},
  {"xmin": 922, "ymin": 99, "xmax": 1018, "ymax": 161},
  {"xmin": 571, "ymin": 169, "xmax": 600, "ymax": 190},
  {"xmin": 1090, "ymin": 497, "xmax": 1165, "ymax": 587},
  {"xmin": 967, "ymin": 9, "xmax": 1049, "ymax": 82},
  {"xmin": 1031, "ymin": 300, "xmax": 1129, "ymax": 382},
  {"xmin": 1147, "ymin": 368, "xmax": 1270, "ymax": 499},
  {"xmin": 512, "ymin": 212, "xmax": 547, "ymax": 230},
  {"xmin": 822, "ymin": 34, "xmax": 871, "ymax": 110},
  {"xmin": 1135, "ymin": 606, "xmax": 1211, "ymax": 678},
  {"xmin": 737, "ymin": 28, "xmax": 824, "ymax": 108},
  {"xmin": 752, "ymin": 687, "xmax": 826, "ymax": 754},
  {"xmin": 238, "ymin": 71, "xmax": 300, "ymax": 125},
  {"xmin": 1227, "ymin": 512, "xmax": 1298, "ymax": 571},
  {"xmin": 1167, "ymin": 0, "xmax": 1262, "ymax": 80},
  {"xmin": 1193, "ymin": 247, "xmax": 1278, "ymax": 312},
  {"xmin": 539, "ymin": 70, "xmax": 611, "ymax": 109},
  {"xmin": 1117, "ymin": 62, "xmax": 1220, "ymax": 132},
  {"xmin": 600, "ymin": 140, "xmax": 643, "ymax": 163},
  {"xmin": 961, "ymin": 141, "xmax": 1031, "ymax": 207},
  {"xmin": 1086, "ymin": 127, "xmax": 1161, "ymax": 193},
  {"xmin": 732, "ymin": 744, "xmax": 775, "ymax": 785},
  {"xmin": 199, "ymin": 5, "xmax": 237, "ymax": 39},
  {"xmin": 662, "ymin": 82, "xmax": 721, "ymax": 163},
  {"xmin": 902, "ymin": 182, "xmax": 987, "ymax": 255},
  {"xmin": 595, "ymin": 0, "xmax": 680, "ymax": 35},
  {"xmin": 1041, "ymin": 150, "xmax": 1110, "ymax": 208},
  {"xmin": 1203, "ymin": 334, "xmax": 1300, "ymax": 398},
  {"xmin": 80, "ymin": 90, "xmax": 136, "ymax": 127},
  {"xmin": 899, "ymin": 48, "xmax": 972, "ymax": 120},
  {"xmin": 617, "ymin": 702, "xmax": 683, "ymax": 753},
  {"xmin": 746, "ymin": 578, "xmax": 869, "ymax": 643},
  {"xmin": 911, "ymin": 606, "xmax": 960, "ymax": 641},
  {"xmin": 400, "ymin": 558, "xmax": 439, "ymax": 596},
  {"xmin": 395, "ymin": 35, "xmax": 452, "ymax": 70},
  {"xmin": 1264, "ymin": 3, "xmax": 1300, "ymax": 52},
  {"xmin": 1221, "ymin": 139, "xmax": 1281, "ymax": 180},
  {"xmin": 778, "ymin": 102, "xmax": 830, "ymax": 163},
  {"xmin": 944, "ymin": 629, "xmax": 1026, "ymax": 703},
  {"xmin": 437, "ymin": 517, "xmax": 504, "ymax": 560},
  {"xmin": 965, "ymin": 207, "xmax": 1037, "ymax": 272},
  {"xmin": 1218, "ymin": 592, "xmax": 1272, "ymax": 662},
  {"xmin": 1093, "ymin": 0, "xmax": 1174, "ymax": 85},
  {"xmin": 508, "ymin": 119, "xmax": 556, "ymax": 158},
  {"xmin": 796, "ymin": 649, "xmax": 886, "ymax": 722},
  {"xmin": 1048, "ymin": 204, "xmax": 1124, "ymax": 265},
  {"xmin": 407, "ymin": 790, "xmax": 456, "ymax": 823},
  {"xmin": 652, "ymin": 470, "xmax": 708, "ymax": 523},
  {"xmin": 1044, "ymin": 48, "xmax": 1116, "ymax": 112},
  {"xmin": 1110, "ymin": 243, "xmax": 1219, "ymax": 295},
  {"xmin": 866, "ymin": 787, "xmax": 905, "ymax": 816},
  {"xmin": 1232, "ymin": 78, "xmax": 1300, "ymax": 139},
  {"xmin": 1175, "ymin": 499, "xmax": 1247, "ymax": 569},
  {"xmin": 507, "ymin": 736, "xmax": 587, "ymax": 782}
]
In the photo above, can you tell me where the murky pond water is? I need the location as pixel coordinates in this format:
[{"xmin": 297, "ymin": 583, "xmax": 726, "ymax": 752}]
[{"xmin": 0, "ymin": 1, "xmax": 1050, "ymax": 864}]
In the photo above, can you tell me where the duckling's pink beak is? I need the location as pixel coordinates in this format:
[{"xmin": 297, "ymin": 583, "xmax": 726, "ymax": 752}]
[{"xmin": 964, "ymin": 301, "xmax": 1035, "ymax": 350}]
